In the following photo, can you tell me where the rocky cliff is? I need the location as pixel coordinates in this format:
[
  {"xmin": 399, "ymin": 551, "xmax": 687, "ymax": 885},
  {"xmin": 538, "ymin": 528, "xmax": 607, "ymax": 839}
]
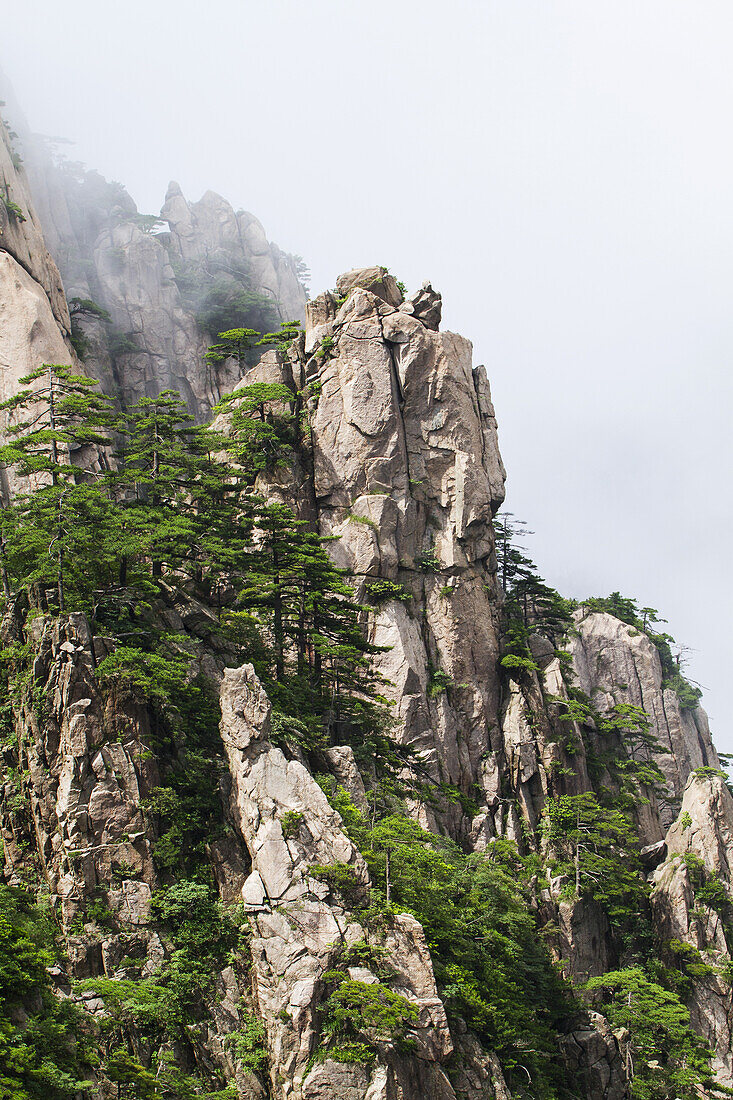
[
  {"xmin": 1, "ymin": 99, "xmax": 732, "ymax": 1100},
  {"xmin": 4, "ymin": 94, "xmax": 307, "ymax": 420}
]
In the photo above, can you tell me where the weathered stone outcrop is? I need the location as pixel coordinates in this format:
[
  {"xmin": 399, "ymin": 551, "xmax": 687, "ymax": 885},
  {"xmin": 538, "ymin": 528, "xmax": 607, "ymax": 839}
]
[
  {"xmin": 14, "ymin": 131, "xmax": 307, "ymax": 420},
  {"xmin": 650, "ymin": 774, "xmax": 733, "ymax": 1088},
  {"xmin": 2, "ymin": 70, "xmax": 731, "ymax": 1089},
  {"xmin": 219, "ymin": 664, "xmax": 463, "ymax": 1100},
  {"xmin": 299, "ymin": 275, "xmax": 506, "ymax": 830},
  {"xmin": 0, "ymin": 611, "xmax": 158, "ymax": 935},
  {"xmin": 560, "ymin": 1013, "xmax": 631, "ymax": 1100},
  {"xmin": 570, "ymin": 610, "xmax": 718, "ymax": 823},
  {"xmin": 0, "ymin": 115, "xmax": 83, "ymax": 495},
  {"xmin": 162, "ymin": 181, "xmax": 306, "ymax": 327},
  {"xmin": 0, "ymin": 114, "xmax": 70, "ymax": 333}
]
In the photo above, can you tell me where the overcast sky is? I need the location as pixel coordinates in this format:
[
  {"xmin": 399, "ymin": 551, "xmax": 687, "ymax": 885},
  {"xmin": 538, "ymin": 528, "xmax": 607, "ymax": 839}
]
[{"xmin": 4, "ymin": 1, "xmax": 732, "ymax": 751}]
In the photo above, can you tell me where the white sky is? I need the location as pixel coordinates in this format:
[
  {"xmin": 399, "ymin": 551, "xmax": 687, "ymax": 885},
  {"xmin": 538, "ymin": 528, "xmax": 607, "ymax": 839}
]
[{"xmin": 4, "ymin": 1, "xmax": 732, "ymax": 751}]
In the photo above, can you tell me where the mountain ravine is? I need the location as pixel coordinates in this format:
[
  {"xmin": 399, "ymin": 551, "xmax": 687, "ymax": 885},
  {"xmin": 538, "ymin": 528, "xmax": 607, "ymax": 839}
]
[{"xmin": 1, "ymin": 95, "xmax": 732, "ymax": 1100}]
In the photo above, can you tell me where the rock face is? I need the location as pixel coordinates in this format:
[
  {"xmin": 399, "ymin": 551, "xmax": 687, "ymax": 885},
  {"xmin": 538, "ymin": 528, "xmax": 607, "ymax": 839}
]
[
  {"xmin": 650, "ymin": 775, "xmax": 733, "ymax": 1087},
  {"xmin": 0, "ymin": 115, "xmax": 92, "ymax": 496},
  {"xmin": 14, "ymin": 131, "xmax": 307, "ymax": 420},
  {"xmin": 300, "ymin": 277, "xmax": 506, "ymax": 830},
  {"xmin": 0, "ymin": 610, "xmax": 158, "ymax": 947},
  {"xmin": 219, "ymin": 664, "xmax": 464, "ymax": 1100},
  {"xmin": 0, "ymin": 113, "xmax": 70, "ymax": 333},
  {"xmin": 570, "ymin": 610, "xmax": 719, "ymax": 824}
]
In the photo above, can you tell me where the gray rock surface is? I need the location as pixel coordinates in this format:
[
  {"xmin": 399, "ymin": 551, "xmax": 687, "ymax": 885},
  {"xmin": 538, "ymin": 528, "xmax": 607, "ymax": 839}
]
[
  {"xmin": 16, "ymin": 134, "xmax": 307, "ymax": 420},
  {"xmin": 650, "ymin": 774, "xmax": 733, "ymax": 1088},
  {"xmin": 0, "ymin": 114, "xmax": 70, "ymax": 332},
  {"xmin": 218, "ymin": 663, "xmax": 467, "ymax": 1099},
  {"xmin": 561, "ymin": 1013, "xmax": 631, "ymax": 1100},
  {"xmin": 570, "ymin": 610, "xmax": 719, "ymax": 824},
  {"xmin": 403, "ymin": 280, "xmax": 442, "ymax": 330},
  {"xmin": 300, "ymin": 279, "xmax": 506, "ymax": 825},
  {"xmin": 335, "ymin": 266, "xmax": 403, "ymax": 308}
]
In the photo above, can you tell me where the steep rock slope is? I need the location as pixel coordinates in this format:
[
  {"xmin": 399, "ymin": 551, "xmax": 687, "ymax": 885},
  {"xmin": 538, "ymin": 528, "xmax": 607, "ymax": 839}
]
[
  {"xmin": 0, "ymin": 113, "xmax": 89, "ymax": 499},
  {"xmin": 651, "ymin": 775, "xmax": 733, "ymax": 1086},
  {"xmin": 11, "ymin": 118, "xmax": 307, "ymax": 419},
  {"xmin": 570, "ymin": 610, "xmax": 719, "ymax": 823},
  {"xmin": 303, "ymin": 275, "xmax": 506, "ymax": 831}
]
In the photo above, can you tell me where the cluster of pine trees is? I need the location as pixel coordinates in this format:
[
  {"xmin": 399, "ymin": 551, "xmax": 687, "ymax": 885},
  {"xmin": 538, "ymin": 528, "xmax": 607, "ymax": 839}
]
[{"xmin": 0, "ymin": 358, "xmax": 387, "ymax": 759}]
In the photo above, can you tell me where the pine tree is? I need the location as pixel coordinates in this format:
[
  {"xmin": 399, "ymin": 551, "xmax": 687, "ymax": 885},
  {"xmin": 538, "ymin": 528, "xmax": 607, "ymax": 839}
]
[
  {"xmin": 204, "ymin": 326, "xmax": 260, "ymax": 368},
  {"xmin": 0, "ymin": 364, "xmax": 114, "ymax": 611},
  {"xmin": 493, "ymin": 512, "xmax": 574, "ymax": 675},
  {"xmin": 113, "ymin": 391, "xmax": 212, "ymax": 581},
  {"xmin": 585, "ymin": 967, "xmax": 730, "ymax": 1099},
  {"xmin": 216, "ymin": 381, "xmax": 296, "ymax": 483},
  {"xmin": 542, "ymin": 792, "xmax": 645, "ymax": 931}
]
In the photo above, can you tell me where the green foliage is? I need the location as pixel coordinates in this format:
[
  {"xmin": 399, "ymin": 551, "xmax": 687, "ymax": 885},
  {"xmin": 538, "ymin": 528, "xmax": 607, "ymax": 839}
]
[
  {"xmin": 324, "ymin": 796, "xmax": 576, "ymax": 1092},
  {"xmin": 215, "ymin": 381, "xmax": 295, "ymax": 480},
  {"xmin": 663, "ymin": 672, "xmax": 703, "ymax": 708},
  {"xmin": 309, "ymin": 862, "xmax": 361, "ymax": 901},
  {"xmin": 427, "ymin": 667, "xmax": 453, "ymax": 697},
  {"xmin": 206, "ymin": 320, "xmax": 302, "ymax": 367},
  {"xmin": 68, "ymin": 298, "xmax": 112, "ymax": 361},
  {"xmin": 68, "ymin": 297, "xmax": 111, "ymax": 323},
  {"xmin": 580, "ymin": 592, "xmax": 702, "ymax": 709},
  {"xmin": 347, "ymin": 512, "xmax": 379, "ymax": 529},
  {"xmin": 84, "ymin": 881, "xmax": 239, "ymax": 1038},
  {"xmin": 493, "ymin": 513, "xmax": 574, "ymax": 647},
  {"xmin": 96, "ymin": 646, "xmax": 192, "ymax": 717},
  {"xmin": 681, "ymin": 852, "xmax": 732, "ymax": 927},
  {"xmin": 227, "ymin": 1011, "xmax": 267, "ymax": 1071},
  {"xmin": 585, "ymin": 967, "xmax": 730, "ymax": 1098},
  {"xmin": 204, "ymin": 327, "xmax": 260, "ymax": 366},
  {"xmin": 78, "ymin": 881, "xmax": 244, "ymax": 1096},
  {"xmin": 542, "ymin": 793, "xmax": 647, "ymax": 934},
  {"xmin": 1, "ymin": 188, "xmax": 25, "ymax": 222},
  {"xmin": 0, "ymin": 886, "xmax": 93, "ymax": 1099},
  {"xmin": 280, "ymin": 810, "xmax": 304, "ymax": 838},
  {"xmin": 693, "ymin": 765, "xmax": 727, "ymax": 781},
  {"xmin": 316, "ymin": 1041, "xmax": 373, "ymax": 1065},
  {"xmin": 291, "ymin": 254, "xmax": 310, "ymax": 292},
  {"xmin": 415, "ymin": 547, "xmax": 441, "ymax": 573},
  {"xmin": 363, "ymin": 578, "xmax": 411, "ymax": 605},
  {"xmin": 500, "ymin": 652, "xmax": 540, "ymax": 675},
  {"xmin": 0, "ymin": 363, "xmax": 115, "ymax": 612},
  {"xmin": 256, "ymin": 319, "xmax": 302, "ymax": 353},
  {"xmin": 107, "ymin": 330, "xmax": 139, "ymax": 358},
  {"xmin": 131, "ymin": 213, "xmax": 165, "ymax": 234},
  {"xmin": 193, "ymin": 276, "xmax": 279, "ymax": 335},
  {"xmin": 320, "ymin": 977, "xmax": 417, "ymax": 1049},
  {"xmin": 550, "ymin": 693, "xmax": 668, "ymax": 810},
  {"xmin": 314, "ymin": 335, "xmax": 334, "ymax": 361}
]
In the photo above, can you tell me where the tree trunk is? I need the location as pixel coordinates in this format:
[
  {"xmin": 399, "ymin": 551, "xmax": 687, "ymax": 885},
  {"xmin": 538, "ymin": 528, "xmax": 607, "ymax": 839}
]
[
  {"xmin": 272, "ymin": 541, "xmax": 284, "ymax": 681},
  {"xmin": 57, "ymin": 492, "xmax": 65, "ymax": 614},
  {"xmin": 0, "ymin": 504, "xmax": 11, "ymax": 598},
  {"xmin": 575, "ymin": 806, "xmax": 581, "ymax": 894}
]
